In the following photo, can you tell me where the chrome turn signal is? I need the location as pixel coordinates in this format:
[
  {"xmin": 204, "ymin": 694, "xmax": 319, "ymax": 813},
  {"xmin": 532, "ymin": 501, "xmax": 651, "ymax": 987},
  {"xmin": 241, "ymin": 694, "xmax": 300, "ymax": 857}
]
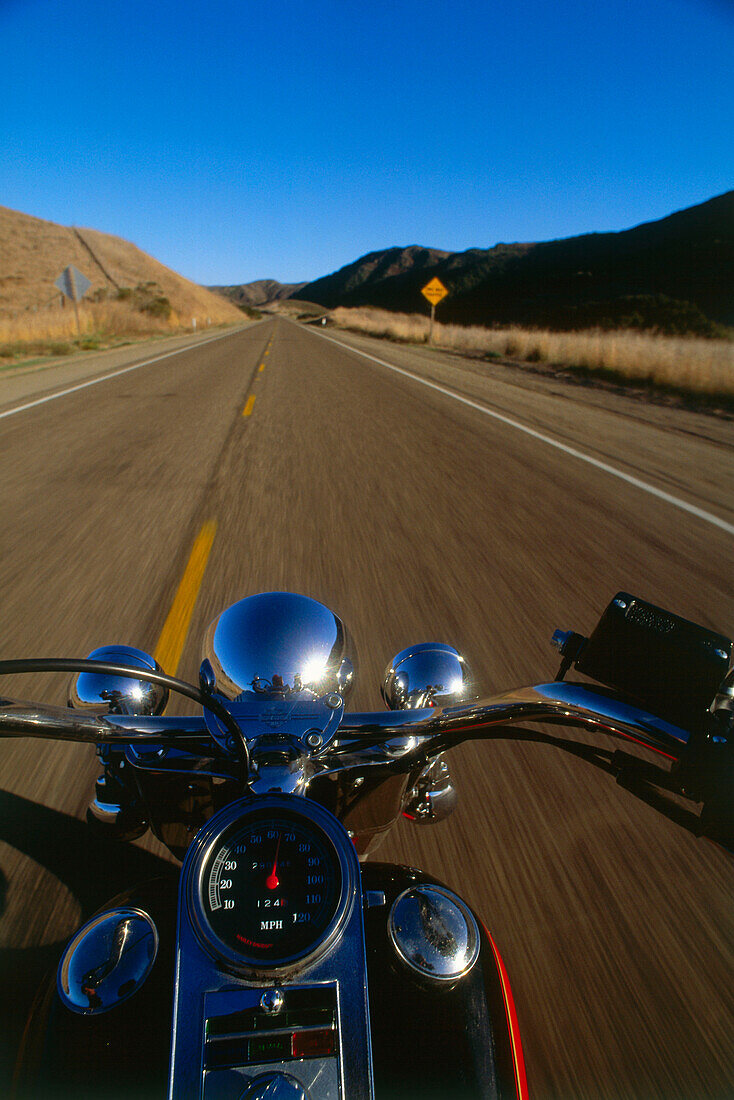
[
  {"xmin": 68, "ymin": 645, "xmax": 169, "ymax": 716},
  {"xmin": 381, "ymin": 642, "xmax": 473, "ymax": 710}
]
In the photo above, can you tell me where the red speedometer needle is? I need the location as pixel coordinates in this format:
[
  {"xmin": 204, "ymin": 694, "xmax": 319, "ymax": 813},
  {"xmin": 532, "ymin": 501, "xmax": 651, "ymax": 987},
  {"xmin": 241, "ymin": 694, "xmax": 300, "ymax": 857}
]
[{"xmin": 265, "ymin": 833, "xmax": 281, "ymax": 891}]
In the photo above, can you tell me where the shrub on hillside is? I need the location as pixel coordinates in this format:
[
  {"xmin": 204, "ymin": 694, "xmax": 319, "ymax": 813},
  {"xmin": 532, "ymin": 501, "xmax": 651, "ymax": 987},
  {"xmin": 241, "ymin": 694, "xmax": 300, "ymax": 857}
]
[
  {"xmin": 141, "ymin": 295, "xmax": 172, "ymax": 320},
  {"xmin": 113, "ymin": 281, "xmax": 173, "ymax": 320},
  {"xmin": 559, "ymin": 295, "xmax": 724, "ymax": 337}
]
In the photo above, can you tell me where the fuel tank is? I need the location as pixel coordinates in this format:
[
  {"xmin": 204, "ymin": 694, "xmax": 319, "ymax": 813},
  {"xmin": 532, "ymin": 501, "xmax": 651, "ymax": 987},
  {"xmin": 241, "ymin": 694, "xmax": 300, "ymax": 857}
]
[{"xmin": 14, "ymin": 866, "xmax": 526, "ymax": 1100}]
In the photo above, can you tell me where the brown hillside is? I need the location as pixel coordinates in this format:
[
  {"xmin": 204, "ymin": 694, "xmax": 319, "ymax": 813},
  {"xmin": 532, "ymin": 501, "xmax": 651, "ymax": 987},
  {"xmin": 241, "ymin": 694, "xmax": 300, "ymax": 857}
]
[
  {"xmin": 0, "ymin": 205, "xmax": 242, "ymax": 324},
  {"xmin": 210, "ymin": 279, "xmax": 307, "ymax": 307}
]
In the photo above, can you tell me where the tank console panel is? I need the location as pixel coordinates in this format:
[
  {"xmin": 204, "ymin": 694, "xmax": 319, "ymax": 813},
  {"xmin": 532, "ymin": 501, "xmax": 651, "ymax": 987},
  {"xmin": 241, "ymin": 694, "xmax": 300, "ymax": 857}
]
[{"xmin": 168, "ymin": 795, "xmax": 373, "ymax": 1100}]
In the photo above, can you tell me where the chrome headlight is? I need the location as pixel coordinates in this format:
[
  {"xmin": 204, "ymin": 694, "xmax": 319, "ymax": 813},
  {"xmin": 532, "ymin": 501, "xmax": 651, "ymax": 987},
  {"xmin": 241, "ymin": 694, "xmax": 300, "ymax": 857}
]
[{"xmin": 201, "ymin": 592, "xmax": 357, "ymax": 701}]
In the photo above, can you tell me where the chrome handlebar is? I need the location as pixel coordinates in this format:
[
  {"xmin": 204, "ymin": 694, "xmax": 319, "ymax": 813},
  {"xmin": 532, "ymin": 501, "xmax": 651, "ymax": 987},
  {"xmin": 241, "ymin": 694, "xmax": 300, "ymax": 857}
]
[
  {"xmin": 0, "ymin": 676, "xmax": 692, "ymax": 764},
  {"xmin": 4, "ymin": 669, "xmax": 730, "ymax": 846},
  {"xmin": 0, "ymin": 702, "xmax": 208, "ymax": 744},
  {"xmin": 340, "ymin": 681, "xmax": 691, "ymax": 760}
]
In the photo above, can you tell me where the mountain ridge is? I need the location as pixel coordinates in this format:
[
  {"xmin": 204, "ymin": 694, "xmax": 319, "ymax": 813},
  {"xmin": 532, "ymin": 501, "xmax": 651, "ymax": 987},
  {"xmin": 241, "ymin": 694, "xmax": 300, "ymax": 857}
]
[
  {"xmin": 290, "ymin": 192, "xmax": 734, "ymax": 332},
  {"xmin": 209, "ymin": 279, "xmax": 307, "ymax": 309}
]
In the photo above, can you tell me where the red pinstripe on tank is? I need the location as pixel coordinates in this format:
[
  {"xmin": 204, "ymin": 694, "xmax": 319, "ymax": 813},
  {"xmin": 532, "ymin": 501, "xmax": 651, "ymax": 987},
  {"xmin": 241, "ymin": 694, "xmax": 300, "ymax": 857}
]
[{"xmin": 481, "ymin": 922, "xmax": 530, "ymax": 1100}]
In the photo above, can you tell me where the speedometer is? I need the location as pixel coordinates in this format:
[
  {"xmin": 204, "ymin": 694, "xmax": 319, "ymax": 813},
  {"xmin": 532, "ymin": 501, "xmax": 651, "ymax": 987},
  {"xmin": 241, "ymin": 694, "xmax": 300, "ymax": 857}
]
[{"xmin": 191, "ymin": 802, "xmax": 347, "ymax": 972}]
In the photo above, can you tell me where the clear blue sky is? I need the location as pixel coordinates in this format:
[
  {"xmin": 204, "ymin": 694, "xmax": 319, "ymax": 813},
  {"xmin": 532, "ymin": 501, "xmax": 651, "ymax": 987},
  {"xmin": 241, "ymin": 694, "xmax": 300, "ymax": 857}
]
[{"xmin": 1, "ymin": 0, "xmax": 732, "ymax": 285}]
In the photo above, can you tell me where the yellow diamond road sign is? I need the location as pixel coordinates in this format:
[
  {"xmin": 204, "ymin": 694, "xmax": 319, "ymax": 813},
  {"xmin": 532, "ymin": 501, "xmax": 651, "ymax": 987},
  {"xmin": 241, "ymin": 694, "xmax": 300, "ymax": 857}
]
[{"xmin": 421, "ymin": 277, "xmax": 448, "ymax": 305}]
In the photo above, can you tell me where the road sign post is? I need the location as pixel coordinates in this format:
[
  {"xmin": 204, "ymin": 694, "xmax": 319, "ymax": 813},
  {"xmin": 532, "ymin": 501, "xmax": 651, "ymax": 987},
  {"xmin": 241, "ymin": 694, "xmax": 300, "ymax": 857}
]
[
  {"xmin": 421, "ymin": 278, "xmax": 448, "ymax": 345},
  {"xmin": 54, "ymin": 266, "xmax": 91, "ymax": 337}
]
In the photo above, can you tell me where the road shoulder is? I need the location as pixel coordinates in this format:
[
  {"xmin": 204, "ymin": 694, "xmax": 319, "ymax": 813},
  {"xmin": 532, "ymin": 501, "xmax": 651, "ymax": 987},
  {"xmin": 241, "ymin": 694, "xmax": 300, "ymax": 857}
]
[{"xmin": 0, "ymin": 324, "xmax": 253, "ymax": 412}]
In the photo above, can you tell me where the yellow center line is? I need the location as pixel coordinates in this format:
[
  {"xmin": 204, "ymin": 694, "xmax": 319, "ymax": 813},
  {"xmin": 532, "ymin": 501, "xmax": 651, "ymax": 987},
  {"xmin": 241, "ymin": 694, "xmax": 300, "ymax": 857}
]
[
  {"xmin": 243, "ymin": 394, "xmax": 256, "ymax": 416},
  {"xmin": 264, "ymin": 349, "xmax": 270, "ymax": 356},
  {"xmin": 258, "ymin": 363, "xmax": 265, "ymax": 372},
  {"xmin": 154, "ymin": 520, "xmax": 217, "ymax": 675}
]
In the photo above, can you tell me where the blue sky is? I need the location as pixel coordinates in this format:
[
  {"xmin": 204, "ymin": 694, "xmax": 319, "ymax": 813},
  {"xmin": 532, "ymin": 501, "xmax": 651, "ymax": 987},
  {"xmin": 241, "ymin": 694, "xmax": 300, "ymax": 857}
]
[{"xmin": 1, "ymin": 0, "xmax": 732, "ymax": 285}]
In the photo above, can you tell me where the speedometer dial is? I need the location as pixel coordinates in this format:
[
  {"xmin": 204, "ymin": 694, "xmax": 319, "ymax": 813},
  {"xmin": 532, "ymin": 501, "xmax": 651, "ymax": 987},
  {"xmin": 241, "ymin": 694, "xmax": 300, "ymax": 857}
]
[{"xmin": 199, "ymin": 809, "xmax": 342, "ymax": 966}]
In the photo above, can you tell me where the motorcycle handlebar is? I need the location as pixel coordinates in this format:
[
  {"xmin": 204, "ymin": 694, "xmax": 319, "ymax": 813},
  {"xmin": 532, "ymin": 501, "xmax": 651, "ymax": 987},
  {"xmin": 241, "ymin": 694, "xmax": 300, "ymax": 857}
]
[
  {"xmin": 340, "ymin": 681, "xmax": 690, "ymax": 762},
  {"xmin": 2, "ymin": 656, "xmax": 729, "ymax": 847},
  {"xmin": 0, "ymin": 666, "xmax": 691, "ymax": 765},
  {"xmin": 0, "ymin": 658, "xmax": 248, "ymax": 759}
]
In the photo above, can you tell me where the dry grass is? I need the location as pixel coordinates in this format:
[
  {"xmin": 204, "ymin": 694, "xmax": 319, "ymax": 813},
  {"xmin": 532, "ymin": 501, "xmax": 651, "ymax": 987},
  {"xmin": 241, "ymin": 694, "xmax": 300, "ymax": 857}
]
[
  {"xmin": 269, "ymin": 298, "xmax": 327, "ymax": 318},
  {"xmin": 0, "ymin": 204, "xmax": 243, "ymax": 326},
  {"xmin": 1, "ymin": 300, "xmax": 172, "ymax": 343},
  {"xmin": 0, "ymin": 299, "xmax": 235, "ymax": 360},
  {"xmin": 331, "ymin": 307, "xmax": 734, "ymax": 399},
  {"xmin": 0, "ymin": 202, "xmax": 247, "ymax": 359}
]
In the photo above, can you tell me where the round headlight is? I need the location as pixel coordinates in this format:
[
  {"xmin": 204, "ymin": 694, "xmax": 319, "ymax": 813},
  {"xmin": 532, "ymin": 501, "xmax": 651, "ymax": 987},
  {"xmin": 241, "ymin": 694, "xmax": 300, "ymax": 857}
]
[{"xmin": 201, "ymin": 593, "xmax": 357, "ymax": 701}]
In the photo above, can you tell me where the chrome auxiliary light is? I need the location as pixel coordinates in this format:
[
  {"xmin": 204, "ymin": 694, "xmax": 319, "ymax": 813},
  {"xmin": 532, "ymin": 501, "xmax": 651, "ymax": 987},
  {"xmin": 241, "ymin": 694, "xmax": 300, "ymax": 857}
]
[
  {"xmin": 383, "ymin": 641, "xmax": 473, "ymax": 825},
  {"xmin": 69, "ymin": 645, "xmax": 166, "ymax": 841},
  {"xmin": 381, "ymin": 642, "xmax": 473, "ymax": 710}
]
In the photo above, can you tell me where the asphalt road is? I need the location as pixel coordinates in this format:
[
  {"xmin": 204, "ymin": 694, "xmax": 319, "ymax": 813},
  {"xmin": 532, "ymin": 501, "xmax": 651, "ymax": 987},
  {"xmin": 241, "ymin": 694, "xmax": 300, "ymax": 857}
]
[{"xmin": 0, "ymin": 318, "xmax": 732, "ymax": 1098}]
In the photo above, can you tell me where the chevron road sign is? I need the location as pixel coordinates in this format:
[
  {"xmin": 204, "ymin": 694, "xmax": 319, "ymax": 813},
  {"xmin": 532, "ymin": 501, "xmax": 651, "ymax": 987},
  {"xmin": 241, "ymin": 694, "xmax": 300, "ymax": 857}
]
[
  {"xmin": 421, "ymin": 277, "xmax": 448, "ymax": 344},
  {"xmin": 421, "ymin": 277, "xmax": 448, "ymax": 306}
]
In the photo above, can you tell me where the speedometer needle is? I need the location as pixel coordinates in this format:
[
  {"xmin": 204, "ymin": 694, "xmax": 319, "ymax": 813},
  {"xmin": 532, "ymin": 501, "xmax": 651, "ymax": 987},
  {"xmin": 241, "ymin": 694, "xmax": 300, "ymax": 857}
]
[{"xmin": 265, "ymin": 833, "xmax": 281, "ymax": 891}]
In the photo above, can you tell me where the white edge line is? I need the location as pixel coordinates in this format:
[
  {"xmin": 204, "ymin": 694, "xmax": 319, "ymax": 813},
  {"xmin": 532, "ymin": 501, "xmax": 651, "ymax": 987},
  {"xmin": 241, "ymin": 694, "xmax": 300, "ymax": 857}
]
[
  {"xmin": 301, "ymin": 323, "xmax": 734, "ymax": 538},
  {"xmin": 0, "ymin": 326, "xmax": 252, "ymax": 422}
]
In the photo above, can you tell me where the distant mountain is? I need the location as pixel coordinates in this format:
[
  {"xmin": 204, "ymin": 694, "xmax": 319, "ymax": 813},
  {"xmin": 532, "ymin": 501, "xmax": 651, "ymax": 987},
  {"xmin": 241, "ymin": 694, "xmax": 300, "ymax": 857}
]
[
  {"xmin": 210, "ymin": 279, "xmax": 307, "ymax": 309},
  {"xmin": 0, "ymin": 205, "xmax": 243, "ymax": 323},
  {"xmin": 293, "ymin": 192, "xmax": 734, "ymax": 332},
  {"xmin": 293, "ymin": 245, "xmax": 452, "ymax": 308}
]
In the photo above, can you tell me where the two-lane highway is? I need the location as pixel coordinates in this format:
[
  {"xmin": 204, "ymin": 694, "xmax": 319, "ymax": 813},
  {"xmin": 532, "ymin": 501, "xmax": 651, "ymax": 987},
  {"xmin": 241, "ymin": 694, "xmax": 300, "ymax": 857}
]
[{"xmin": 1, "ymin": 318, "xmax": 732, "ymax": 1097}]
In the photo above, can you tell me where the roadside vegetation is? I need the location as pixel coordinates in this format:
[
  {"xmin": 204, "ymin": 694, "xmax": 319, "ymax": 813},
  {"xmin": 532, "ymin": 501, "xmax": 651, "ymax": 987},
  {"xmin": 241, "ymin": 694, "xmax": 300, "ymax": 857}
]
[
  {"xmin": 0, "ymin": 205, "xmax": 244, "ymax": 362},
  {"xmin": 331, "ymin": 306, "xmax": 734, "ymax": 402},
  {"xmin": 270, "ymin": 299, "xmax": 327, "ymax": 321},
  {"xmin": 0, "ymin": 283, "xmax": 236, "ymax": 362}
]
